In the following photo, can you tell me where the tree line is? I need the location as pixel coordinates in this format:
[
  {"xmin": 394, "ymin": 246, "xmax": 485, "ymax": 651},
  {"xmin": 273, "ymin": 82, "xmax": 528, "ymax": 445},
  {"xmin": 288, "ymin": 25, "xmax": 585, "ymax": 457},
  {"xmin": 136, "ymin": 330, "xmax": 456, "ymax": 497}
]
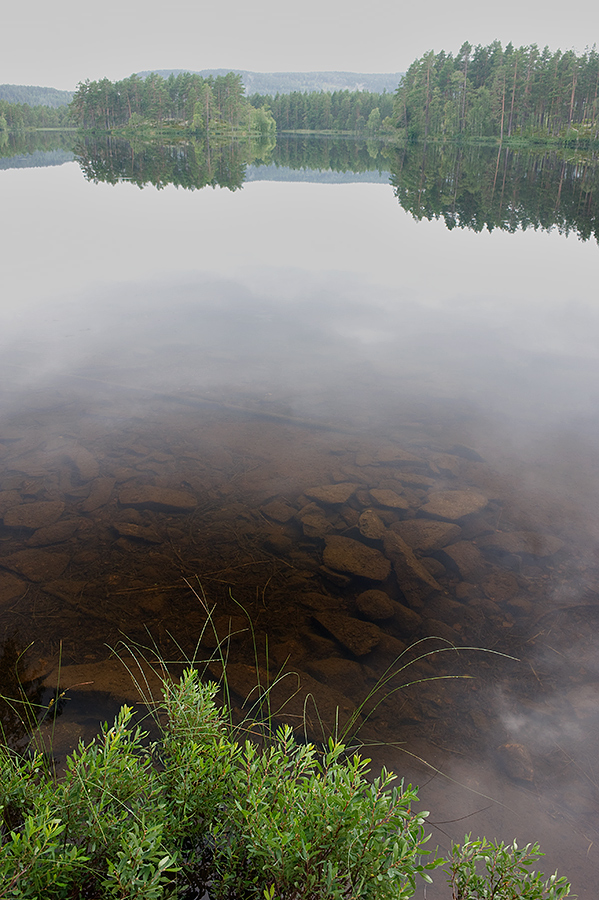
[
  {"xmin": 249, "ymin": 89, "xmax": 395, "ymax": 132},
  {"xmin": 0, "ymin": 84, "xmax": 73, "ymax": 107},
  {"xmin": 69, "ymin": 72, "xmax": 275, "ymax": 135},
  {"xmin": 394, "ymin": 41, "xmax": 599, "ymax": 142},
  {"xmin": 0, "ymin": 99, "xmax": 71, "ymax": 131}
]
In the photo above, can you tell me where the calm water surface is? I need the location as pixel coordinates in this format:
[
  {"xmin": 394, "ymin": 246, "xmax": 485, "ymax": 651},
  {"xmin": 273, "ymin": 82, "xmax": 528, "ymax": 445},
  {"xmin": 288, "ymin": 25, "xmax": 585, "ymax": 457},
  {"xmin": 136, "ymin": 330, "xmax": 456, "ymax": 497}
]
[{"xmin": 2, "ymin": 139, "xmax": 599, "ymax": 896}]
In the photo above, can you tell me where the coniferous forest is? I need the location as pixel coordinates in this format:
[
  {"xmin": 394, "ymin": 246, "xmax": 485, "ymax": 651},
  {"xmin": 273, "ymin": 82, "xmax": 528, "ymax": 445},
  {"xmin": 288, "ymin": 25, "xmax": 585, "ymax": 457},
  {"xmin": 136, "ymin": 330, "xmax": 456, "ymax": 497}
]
[
  {"xmin": 248, "ymin": 90, "xmax": 395, "ymax": 132},
  {"xmin": 69, "ymin": 72, "xmax": 276, "ymax": 136},
  {"xmin": 393, "ymin": 42, "xmax": 599, "ymax": 142},
  {"xmin": 3, "ymin": 43, "xmax": 599, "ymax": 148}
]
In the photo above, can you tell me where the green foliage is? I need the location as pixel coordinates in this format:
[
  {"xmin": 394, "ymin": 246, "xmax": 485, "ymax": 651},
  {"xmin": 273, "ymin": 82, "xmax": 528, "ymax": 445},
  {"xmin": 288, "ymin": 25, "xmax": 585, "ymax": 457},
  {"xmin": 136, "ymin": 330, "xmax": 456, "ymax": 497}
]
[
  {"xmin": 70, "ymin": 71, "xmax": 274, "ymax": 138},
  {"xmin": 212, "ymin": 728, "xmax": 438, "ymax": 900},
  {"xmin": 446, "ymin": 835, "xmax": 572, "ymax": 900},
  {"xmin": 0, "ymin": 84, "xmax": 73, "ymax": 108},
  {"xmin": 0, "ymin": 98, "xmax": 72, "ymax": 130},
  {"xmin": 248, "ymin": 89, "xmax": 395, "ymax": 133},
  {"xmin": 394, "ymin": 41, "xmax": 599, "ymax": 143},
  {"xmin": 0, "ymin": 669, "xmax": 572, "ymax": 899}
]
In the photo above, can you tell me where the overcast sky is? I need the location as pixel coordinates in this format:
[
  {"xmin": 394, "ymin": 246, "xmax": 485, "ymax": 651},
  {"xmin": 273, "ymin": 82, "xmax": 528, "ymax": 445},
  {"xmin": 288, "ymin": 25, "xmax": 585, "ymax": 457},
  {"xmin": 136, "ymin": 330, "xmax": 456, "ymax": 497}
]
[{"xmin": 3, "ymin": 0, "xmax": 597, "ymax": 91}]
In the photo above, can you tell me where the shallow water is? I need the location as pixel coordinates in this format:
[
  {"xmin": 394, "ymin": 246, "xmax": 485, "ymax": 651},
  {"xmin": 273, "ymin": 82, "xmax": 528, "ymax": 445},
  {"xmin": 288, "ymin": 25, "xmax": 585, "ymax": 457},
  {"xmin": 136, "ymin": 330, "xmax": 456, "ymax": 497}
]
[{"xmin": 2, "ymin": 138, "xmax": 599, "ymax": 896}]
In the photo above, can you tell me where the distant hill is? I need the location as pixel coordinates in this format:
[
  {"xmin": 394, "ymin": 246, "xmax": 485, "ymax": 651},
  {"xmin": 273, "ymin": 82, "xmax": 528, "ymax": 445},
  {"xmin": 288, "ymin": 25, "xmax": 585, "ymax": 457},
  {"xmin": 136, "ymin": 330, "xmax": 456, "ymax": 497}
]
[
  {"xmin": 136, "ymin": 69, "xmax": 403, "ymax": 95},
  {"xmin": 0, "ymin": 84, "xmax": 74, "ymax": 107}
]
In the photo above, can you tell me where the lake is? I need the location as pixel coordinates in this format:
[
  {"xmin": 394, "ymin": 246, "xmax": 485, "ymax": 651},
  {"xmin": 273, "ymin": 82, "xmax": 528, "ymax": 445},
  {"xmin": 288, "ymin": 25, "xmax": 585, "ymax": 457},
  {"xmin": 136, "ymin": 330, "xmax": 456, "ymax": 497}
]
[{"xmin": 1, "ymin": 134, "xmax": 599, "ymax": 896}]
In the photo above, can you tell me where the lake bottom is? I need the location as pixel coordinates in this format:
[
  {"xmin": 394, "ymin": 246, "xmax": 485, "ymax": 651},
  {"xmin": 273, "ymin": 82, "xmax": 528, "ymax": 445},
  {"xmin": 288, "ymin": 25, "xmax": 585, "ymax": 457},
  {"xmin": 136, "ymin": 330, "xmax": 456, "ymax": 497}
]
[{"xmin": 0, "ymin": 373, "xmax": 598, "ymax": 897}]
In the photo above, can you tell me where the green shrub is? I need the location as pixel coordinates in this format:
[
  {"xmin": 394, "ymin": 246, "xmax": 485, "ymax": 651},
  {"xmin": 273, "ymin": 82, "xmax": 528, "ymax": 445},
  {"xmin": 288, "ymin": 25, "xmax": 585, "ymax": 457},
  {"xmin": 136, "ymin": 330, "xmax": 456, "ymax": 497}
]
[
  {"xmin": 446, "ymin": 835, "xmax": 572, "ymax": 900},
  {"xmin": 0, "ymin": 668, "xmax": 572, "ymax": 899}
]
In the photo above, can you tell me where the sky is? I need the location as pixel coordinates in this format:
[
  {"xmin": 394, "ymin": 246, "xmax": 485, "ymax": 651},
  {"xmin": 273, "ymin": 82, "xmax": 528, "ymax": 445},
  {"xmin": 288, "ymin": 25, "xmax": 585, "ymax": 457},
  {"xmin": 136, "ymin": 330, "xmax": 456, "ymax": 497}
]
[{"xmin": 3, "ymin": 0, "xmax": 597, "ymax": 91}]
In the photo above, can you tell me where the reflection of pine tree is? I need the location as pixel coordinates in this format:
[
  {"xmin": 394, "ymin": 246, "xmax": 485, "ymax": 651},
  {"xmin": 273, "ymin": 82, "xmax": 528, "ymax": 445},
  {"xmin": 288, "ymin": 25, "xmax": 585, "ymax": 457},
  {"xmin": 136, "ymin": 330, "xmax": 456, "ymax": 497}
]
[{"xmin": 389, "ymin": 142, "xmax": 599, "ymax": 243}]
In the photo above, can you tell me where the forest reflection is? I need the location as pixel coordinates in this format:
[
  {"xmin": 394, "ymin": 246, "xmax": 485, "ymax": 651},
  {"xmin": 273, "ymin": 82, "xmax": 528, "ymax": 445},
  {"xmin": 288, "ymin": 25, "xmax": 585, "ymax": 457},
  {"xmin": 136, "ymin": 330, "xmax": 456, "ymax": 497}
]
[
  {"xmin": 3, "ymin": 132, "xmax": 598, "ymax": 243},
  {"xmin": 389, "ymin": 142, "xmax": 599, "ymax": 244},
  {"xmin": 72, "ymin": 134, "xmax": 599, "ymax": 243}
]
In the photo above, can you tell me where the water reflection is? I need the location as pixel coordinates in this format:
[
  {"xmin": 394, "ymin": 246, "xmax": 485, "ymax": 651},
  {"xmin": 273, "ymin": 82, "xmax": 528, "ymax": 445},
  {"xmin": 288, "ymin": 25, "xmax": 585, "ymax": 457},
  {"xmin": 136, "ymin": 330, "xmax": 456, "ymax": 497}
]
[
  {"xmin": 74, "ymin": 133, "xmax": 276, "ymax": 190},
  {"xmin": 389, "ymin": 142, "xmax": 599, "ymax": 243},
  {"xmin": 1, "ymin": 136, "xmax": 599, "ymax": 896},
  {"xmin": 66, "ymin": 134, "xmax": 599, "ymax": 244}
]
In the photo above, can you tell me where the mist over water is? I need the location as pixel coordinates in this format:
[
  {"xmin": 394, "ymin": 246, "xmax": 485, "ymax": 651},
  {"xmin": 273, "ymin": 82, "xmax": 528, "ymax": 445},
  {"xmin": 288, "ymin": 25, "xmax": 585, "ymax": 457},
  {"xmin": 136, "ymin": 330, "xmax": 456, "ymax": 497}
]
[{"xmin": 2, "ymin": 139, "xmax": 599, "ymax": 896}]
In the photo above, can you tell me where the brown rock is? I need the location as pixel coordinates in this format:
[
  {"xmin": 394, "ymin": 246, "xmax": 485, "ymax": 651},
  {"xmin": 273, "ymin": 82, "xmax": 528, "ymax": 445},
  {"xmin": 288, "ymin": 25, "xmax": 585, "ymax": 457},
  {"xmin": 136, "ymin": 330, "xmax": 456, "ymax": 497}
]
[
  {"xmin": 118, "ymin": 486, "xmax": 196, "ymax": 512},
  {"xmin": 298, "ymin": 503, "xmax": 334, "ymax": 539},
  {"xmin": 262, "ymin": 529, "xmax": 293, "ymax": 555},
  {"xmin": 64, "ymin": 444, "xmax": 100, "ymax": 481},
  {"xmin": 43, "ymin": 657, "xmax": 168, "ymax": 704},
  {"xmin": 482, "ymin": 571, "xmax": 519, "ymax": 602},
  {"xmin": 358, "ymin": 509, "xmax": 387, "ymax": 540},
  {"xmin": 369, "ymin": 489, "xmax": 410, "ymax": 510},
  {"xmin": 497, "ymin": 742, "xmax": 534, "ymax": 782},
  {"xmin": 369, "ymin": 632, "xmax": 408, "ymax": 665},
  {"xmin": 420, "ymin": 617, "xmax": 461, "ymax": 644},
  {"xmin": 27, "ymin": 520, "xmax": 80, "ymax": 547},
  {"xmin": 441, "ymin": 541, "xmax": 487, "ymax": 581},
  {"xmin": 393, "ymin": 603, "xmax": 422, "ymax": 637},
  {"xmin": 383, "ymin": 531, "xmax": 441, "ymax": 598},
  {"xmin": 477, "ymin": 531, "xmax": 563, "ymax": 558},
  {"xmin": 421, "ymin": 490, "xmax": 488, "ymax": 521},
  {"xmin": 0, "ymin": 491, "xmax": 22, "ymax": 516},
  {"xmin": 391, "ymin": 519, "xmax": 461, "ymax": 553},
  {"xmin": 421, "ymin": 557, "xmax": 446, "ymax": 578},
  {"xmin": 396, "ymin": 473, "xmax": 437, "ymax": 488},
  {"xmin": 81, "ymin": 477, "xmax": 116, "ymax": 512},
  {"xmin": 113, "ymin": 522, "xmax": 162, "ymax": 543},
  {"xmin": 209, "ymin": 661, "xmax": 359, "ymax": 741},
  {"xmin": 356, "ymin": 589, "xmax": 395, "ymax": 621},
  {"xmin": 306, "ymin": 658, "xmax": 369, "ymax": 696},
  {"xmin": 3, "ymin": 500, "xmax": 65, "ymax": 530},
  {"xmin": 305, "ymin": 483, "xmax": 358, "ymax": 505},
  {"xmin": 0, "ymin": 572, "xmax": 27, "ymax": 606},
  {"xmin": 323, "ymin": 536, "xmax": 391, "ymax": 581},
  {"xmin": 261, "ymin": 498, "xmax": 296, "ymax": 523},
  {"xmin": 313, "ymin": 611, "xmax": 382, "ymax": 656},
  {"xmin": 1, "ymin": 549, "xmax": 69, "ymax": 581},
  {"xmin": 430, "ymin": 453, "xmax": 462, "ymax": 477}
]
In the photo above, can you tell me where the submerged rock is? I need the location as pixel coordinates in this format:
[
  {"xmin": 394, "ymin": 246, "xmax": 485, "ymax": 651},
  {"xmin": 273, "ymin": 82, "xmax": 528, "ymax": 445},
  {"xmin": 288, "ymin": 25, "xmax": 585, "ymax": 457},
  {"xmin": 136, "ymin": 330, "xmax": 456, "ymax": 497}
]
[
  {"xmin": 369, "ymin": 489, "xmax": 410, "ymax": 510},
  {"xmin": 27, "ymin": 519, "xmax": 80, "ymax": 547},
  {"xmin": 298, "ymin": 502, "xmax": 334, "ymax": 539},
  {"xmin": 482, "ymin": 571, "xmax": 519, "ymax": 602},
  {"xmin": 355, "ymin": 589, "xmax": 395, "ymax": 621},
  {"xmin": 209, "ymin": 661, "xmax": 359, "ymax": 742},
  {"xmin": 118, "ymin": 486, "xmax": 196, "ymax": 512},
  {"xmin": 421, "ymin": 490, "xmax": 488, "ymax": 521},
  {"xmin": 358, "ymin": 509, "xmax": 387, "ymax": 540},
  {"xmin": 323, "ymin": 535, "xmax": 391, "ymax": 581},
  {"xmin": 313, "ymin": 611, "xmax": 382, "ymax": 656},
  {"xmin": 497, "ymin": 742, "xmax": 534, "ymax": 782},
  {"xmin": 0, "ymin": 572, "xmax": 27, "ymax": 606},
  {"xmin": 1, "ymin": 549, "xmax": 69, "ymax": 582},
  {"xmin": 441, "ymin": 541, "xmax": 487, "ymax": 581},
  {"xmin": 383, "ymin": 531, "xmax": 442, "ymax": 597},
  {"xmin": 3, "ymin": 500, "xmax": 65, "ymax": 530},
  {"xmin": 391, "ymin": 519, "xmax": 461, "ymax": 553},
  {"xmin": 113, "ymin": 522, "xmax": 162, "ymax": 544},
  {"xmin": 260, "ymin": 498, "xmax": 296, "ymax": 523},
  {"xmin": 477, "ymin": 531, "xmax": 563, "ymax": 557},
  {"xmin": 305, "ymin": 483, "xmax": 358, "ymax": 505},
  {"xmin": 81, "ymin": 477, "xmax": 116, "ymax": 512}
]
